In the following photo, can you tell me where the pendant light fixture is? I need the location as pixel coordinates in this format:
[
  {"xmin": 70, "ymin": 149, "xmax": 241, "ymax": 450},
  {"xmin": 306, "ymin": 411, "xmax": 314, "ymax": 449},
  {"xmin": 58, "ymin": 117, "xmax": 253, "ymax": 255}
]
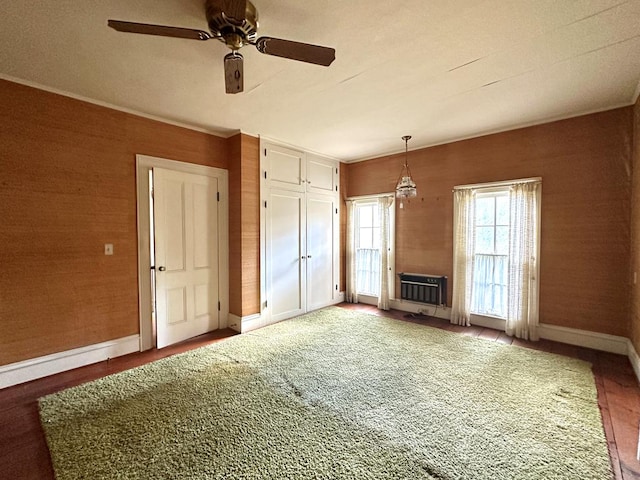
[{"xmin": 395, "ymin": 135, "xmax": 417, "ymax": 209}]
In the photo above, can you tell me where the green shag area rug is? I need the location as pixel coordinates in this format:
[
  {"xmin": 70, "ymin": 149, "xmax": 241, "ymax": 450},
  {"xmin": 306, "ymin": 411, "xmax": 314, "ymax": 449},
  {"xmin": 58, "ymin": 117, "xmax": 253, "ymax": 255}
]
[{"xmin": 39, "ymin": 307, "xmax": 612, "ymax": 479}]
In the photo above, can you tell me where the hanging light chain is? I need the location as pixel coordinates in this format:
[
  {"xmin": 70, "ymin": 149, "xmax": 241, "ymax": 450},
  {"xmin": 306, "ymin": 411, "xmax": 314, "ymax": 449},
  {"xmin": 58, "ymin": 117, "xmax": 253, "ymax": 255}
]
[{"xmin": 395, "ymin": 135, "xmax": 417, "ymax": 208}]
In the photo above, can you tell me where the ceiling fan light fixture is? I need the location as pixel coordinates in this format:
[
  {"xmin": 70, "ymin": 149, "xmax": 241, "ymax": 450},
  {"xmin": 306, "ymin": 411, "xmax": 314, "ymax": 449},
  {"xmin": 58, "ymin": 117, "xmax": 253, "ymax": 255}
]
[
  {"xmin": 224, "ymin": 52, "xmax": 243, "ymax": 94},
  {"xmin": 396, "ymin": 135, "xmax": 417, "ymax": 209},
  {"xmin": 107, "ymin": 0, "xmax": 336, "ymax": 94}
]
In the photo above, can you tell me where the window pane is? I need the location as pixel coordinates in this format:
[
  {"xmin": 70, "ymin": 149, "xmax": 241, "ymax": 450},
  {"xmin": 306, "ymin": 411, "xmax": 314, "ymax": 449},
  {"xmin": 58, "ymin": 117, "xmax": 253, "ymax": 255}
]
[
  {"xmin": 372, "ymin": 205, "xmax": 381, "ymax": 227},
  {"xmin": 476, "ymin": 197, "xmax": 495, "ymax": 226},
  {"xmin": 496, "ymin": 226, "xmax": 509, "ymax": 254},
  {"xmin": 353, "ymin": 201, "xmax": 387, "ymax": 297},
  {"xmin": 496, "ymin": 195, "xmax": 509, "ymax": 225},
  {"xmin": 356, "ymin": 248, "xmax": 380, "ymax": 296},
  {"xmin": 471, "ymin": 254, "xmax": 508, "ymax": 318},
  {"xmin": 359, "ymin": 227, "xmax": 373, "ymax": 249},
  {"xmin": 372, "ymin": 228, "xmax": 381, "ymax": 249},
  {"xmin": 359, "ymin": 205, "xmax": 373, "ymax": 227},
  {"xmin": 475, "ymin": 226, "xmax": 494, "ymax": 253}
]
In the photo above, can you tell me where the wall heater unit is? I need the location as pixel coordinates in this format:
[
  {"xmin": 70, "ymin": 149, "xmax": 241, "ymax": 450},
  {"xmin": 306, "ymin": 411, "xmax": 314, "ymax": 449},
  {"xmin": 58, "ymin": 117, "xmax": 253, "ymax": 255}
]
[{"xmin": 398, "ymin": 273, "xmax": 447, "ymax": 306}]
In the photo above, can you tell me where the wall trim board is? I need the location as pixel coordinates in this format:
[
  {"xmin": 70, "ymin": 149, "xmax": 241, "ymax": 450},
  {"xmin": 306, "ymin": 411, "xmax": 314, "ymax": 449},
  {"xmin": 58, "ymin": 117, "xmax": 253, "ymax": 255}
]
[
  {"xmin": 228, "ymin": 313, "xmax": 241, "ymax": 333},
  {"xmin": 240, "ymin": 313, "xmax": 263, "ymax": 333},
  {"xmin": 0, "ymin": 335, "xmax": 139, "ymax": 390},
  {"xmin": 389, "ymin": 298, "xmax": 452, "ymax": 321},
  {"xmin": 628, "ymin": 340, "xmax": 640, "ymax": 385},
  {"xmin": 386, "ymin": 299, "xmax": 629, "ymax": 355},
  {"xmin": 537, "ymin": 323, "xmax": 628, "ymax": 355}
]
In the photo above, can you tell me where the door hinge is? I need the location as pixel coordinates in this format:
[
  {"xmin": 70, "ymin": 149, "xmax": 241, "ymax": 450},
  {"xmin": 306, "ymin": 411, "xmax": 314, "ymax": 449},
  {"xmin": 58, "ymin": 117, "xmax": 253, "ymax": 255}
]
[
  {"xmin": 264, "ymin": 148, "xmax": 267, "ymax": 156},
  {"xmin": 335, "ymin": 167, "xmax": 338, "ymax": 174},
  {"xmin": 218, "ymin": 301, "xmax": 221, "ymax": 311},
  {"xmin": 335, "ymin": 185, "xmax": 338, "ymax": 192},
  {"xmin": 335, "ymin": 284, "xmax": 338, "ymax": 291},
  {"xmin": 264, "ymin": 200, "xmax": 267, "ymax": 208},
  {"xmin": 264, "ymin": 171, "xmax": 267, "ymax": 179},
  {"xmin": 335, "ymin": 208, "xmax": 338, "ymax": 214},
  {"xmin": 217, "ymin": 192, "xmax": 220, "ymax": 202}
]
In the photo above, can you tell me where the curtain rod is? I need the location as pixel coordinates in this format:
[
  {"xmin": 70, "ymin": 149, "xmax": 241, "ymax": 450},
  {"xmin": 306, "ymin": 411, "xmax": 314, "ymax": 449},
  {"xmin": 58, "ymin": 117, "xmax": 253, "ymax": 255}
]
[
  {"xmin": 346, "ymin": 192, "xmax": 395, "ymax": 201},
  {"xmin": 452, "ymin": 177, "xmax": 541, "ymax": 192}
]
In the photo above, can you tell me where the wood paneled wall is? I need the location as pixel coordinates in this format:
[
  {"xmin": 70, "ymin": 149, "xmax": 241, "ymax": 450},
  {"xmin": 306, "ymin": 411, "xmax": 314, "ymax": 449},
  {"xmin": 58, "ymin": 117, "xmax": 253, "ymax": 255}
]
[
  {"xmin": 0, "ymin": 80, "xmax": 229, "ymax": 366},
  {"xmin": 339, "ymin": 166, "xmax": 349, "ymax": 292},
  {"xmin": 345, "ymin": 108, "xmax": 633, "ymax": 337},
  {"xmin": 631, "ymin": 97, "xmax": 640, "ymax": 352},
  {"xmin": 227, "ymin": 133, "xmax": 260, "ymax": 317}
]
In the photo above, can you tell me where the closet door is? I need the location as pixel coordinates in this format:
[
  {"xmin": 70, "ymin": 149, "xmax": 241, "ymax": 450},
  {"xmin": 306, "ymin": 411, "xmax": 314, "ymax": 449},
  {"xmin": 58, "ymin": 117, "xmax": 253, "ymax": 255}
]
[
  {"xmin": 306, "ymin": 154, "xmax": 338, "ymax": 195},
  {"xmin": 266, "ymin": 189, "xmax": 306, "ymax": 321},
  {"xmin": 264, "ymin": 143, "xmax": 306, "ymax": 192},
  {"xmin": 306, "ymin": 193, "xmax": 336, "ymax": 310}
]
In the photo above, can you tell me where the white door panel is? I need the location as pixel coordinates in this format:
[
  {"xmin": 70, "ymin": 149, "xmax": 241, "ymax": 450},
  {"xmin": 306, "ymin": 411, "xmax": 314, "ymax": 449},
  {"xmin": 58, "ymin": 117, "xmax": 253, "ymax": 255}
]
[
  {"xmin": 154, "ymin": 167, "xmax": 219, "ymax": 348},
  {"xmin": 306, "ymin": 154, "xmax": 337, "ymax": 194},
  {"xmin": 307, "ymin": 194, "xmax": 336, "ymax": 310},
  {"xmin": 265, "ymin": 144, "xmax": 305, "ymax": 192},
  {"xmin": 267, "ymin": 190, "xmax": 306, "ymax": 321}
]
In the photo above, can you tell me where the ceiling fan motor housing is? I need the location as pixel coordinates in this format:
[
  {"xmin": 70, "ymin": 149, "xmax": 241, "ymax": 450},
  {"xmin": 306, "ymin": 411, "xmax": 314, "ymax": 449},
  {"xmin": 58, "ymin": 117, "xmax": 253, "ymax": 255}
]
[{"xmin": 206, "ymin": 0, "xmax": 258, "ymax": 49}]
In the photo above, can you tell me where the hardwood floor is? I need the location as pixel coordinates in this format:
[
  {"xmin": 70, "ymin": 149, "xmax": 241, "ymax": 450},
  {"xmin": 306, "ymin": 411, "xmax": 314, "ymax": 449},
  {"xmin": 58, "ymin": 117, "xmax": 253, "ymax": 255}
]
[{"xmin": 1, "ymin": 306, "xmax": 639, "ymax": 479}]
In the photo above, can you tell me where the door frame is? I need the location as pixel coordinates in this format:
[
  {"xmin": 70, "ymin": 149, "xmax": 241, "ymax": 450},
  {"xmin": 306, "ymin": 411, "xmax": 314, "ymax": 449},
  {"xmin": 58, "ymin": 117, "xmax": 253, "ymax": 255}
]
[{"xmin": 135, "ymin": 154, "xmax": 229, "ymax": 351}]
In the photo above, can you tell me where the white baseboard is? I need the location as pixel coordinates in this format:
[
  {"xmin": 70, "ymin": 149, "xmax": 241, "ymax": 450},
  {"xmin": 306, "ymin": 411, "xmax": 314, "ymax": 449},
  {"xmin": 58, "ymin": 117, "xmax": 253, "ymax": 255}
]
[
  {"xmin": 627, "ymin": 339, "xmax": 640, "ymax": 384},
  {"xmin": 387, "ymin": 299, "xmax": 629, "ymax": 356},
  {"xmin": 241, "ymin": 313, "xmax": 263, "ymax": 333},
  {"xmin": 228, "ymin": 313, "xmax": 242, "ymax": 333},
  {"xmin": 0, "ymin": 335, "xmax": 140, "ymax": 390},
  {"xmin": 389, "ymin": 299, "xmax": 451, "ymax": 321},
  {"xmin": 537, "ymin": 324, "xmax": 628, "ymax": 355}
]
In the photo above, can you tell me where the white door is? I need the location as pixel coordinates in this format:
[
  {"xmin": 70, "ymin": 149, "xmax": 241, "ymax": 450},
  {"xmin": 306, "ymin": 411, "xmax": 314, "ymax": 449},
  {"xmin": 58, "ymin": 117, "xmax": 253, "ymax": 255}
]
[
  {"xmin": 264, "ymin": 143, "xmax": 306, "ymax": 192},
  {"xmin": 153, "ymin": 167, "xmax": 219, "ymax": 348},
  {"xmin": 306, "ymin": 193, "xmax": 336, "ymax": 310},
  {"xmin": 266, "ymin": 189, "xmax": 306, "ymax": 322},
  {"xmin": 306, "ymin": 154, "xmax": 338, "ymax": 195}
]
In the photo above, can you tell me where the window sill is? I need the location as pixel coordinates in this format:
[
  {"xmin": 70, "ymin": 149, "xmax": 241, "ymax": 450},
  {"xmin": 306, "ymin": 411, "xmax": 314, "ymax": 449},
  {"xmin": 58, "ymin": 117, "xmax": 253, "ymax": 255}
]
[{"xmin": 470, "ymin": 313, "xmax": 505, "ymax": 331}]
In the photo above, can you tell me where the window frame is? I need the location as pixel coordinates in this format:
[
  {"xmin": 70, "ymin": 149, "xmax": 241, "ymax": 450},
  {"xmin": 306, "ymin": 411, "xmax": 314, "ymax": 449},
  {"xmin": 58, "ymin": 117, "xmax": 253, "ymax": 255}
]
[
  {"xmin": 471, "ymin": 188, "xmax": 510, "ymax": 319},
  {"xmin": 349, "ymin": 195, "xmax": 396, "ymax": 304}
]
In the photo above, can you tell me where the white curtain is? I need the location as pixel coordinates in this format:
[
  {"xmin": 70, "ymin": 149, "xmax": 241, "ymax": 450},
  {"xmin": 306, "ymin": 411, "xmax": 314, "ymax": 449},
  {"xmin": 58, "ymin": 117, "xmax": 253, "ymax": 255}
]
[
  {"xmin": 345, "ymin": 200, "xmax": 358, "ymax": 303},
  {"xmin": 451, "ymin": 189, "xmax": 475, "ymax": 326},
  {"xmin": 471, "ymin": 254, "xmax": 508, "ymax": 317},
  {"xmin": 506, "ymin": 182, "xmax": 540, "ymax": 340},
  {"xmin": 377, "ymin": 196, "xmax": 393, "ymax": 310},
  {"xmin": 356, "ymin": 249, "xmax": 380, "ymax": 295}
]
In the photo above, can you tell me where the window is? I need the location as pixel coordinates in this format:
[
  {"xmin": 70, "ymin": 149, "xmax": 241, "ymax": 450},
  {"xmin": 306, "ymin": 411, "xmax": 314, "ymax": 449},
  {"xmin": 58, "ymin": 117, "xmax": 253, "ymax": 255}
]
[
  {"xmin": 451, "ymin": 178, "xmax": 541, "ymax": 340},
  {"xmin": 346, "ymin": 196, "xmax": 395, "ymax": 308},
  {"xmin": 471, "ymin": 191, "xmax": 509, "ymax": 318},
  {"xmin": 355, "ymin": 203, "xmax": 381, "ymax": 296}
]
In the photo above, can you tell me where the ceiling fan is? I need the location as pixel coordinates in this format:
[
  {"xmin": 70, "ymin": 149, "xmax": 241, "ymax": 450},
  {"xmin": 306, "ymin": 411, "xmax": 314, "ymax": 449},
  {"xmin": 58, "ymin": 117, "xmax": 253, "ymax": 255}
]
[{"xmin": 108, "ymin": 0, "xmax": 336, "ymax": 94}]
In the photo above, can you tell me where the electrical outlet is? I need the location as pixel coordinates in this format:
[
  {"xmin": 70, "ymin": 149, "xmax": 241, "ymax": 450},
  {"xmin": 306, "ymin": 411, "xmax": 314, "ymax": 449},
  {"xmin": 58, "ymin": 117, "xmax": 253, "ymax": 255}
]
[{"xmin": 104, "ymin": 243, "xmax": 114, "ymax": 255}]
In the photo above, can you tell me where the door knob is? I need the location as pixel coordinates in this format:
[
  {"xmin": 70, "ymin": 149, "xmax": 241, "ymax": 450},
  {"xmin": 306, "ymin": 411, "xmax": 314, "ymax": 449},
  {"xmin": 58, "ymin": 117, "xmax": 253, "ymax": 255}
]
[{"xmin": 158, "ymin": 266, "xmax": 166, "ymax": 271}]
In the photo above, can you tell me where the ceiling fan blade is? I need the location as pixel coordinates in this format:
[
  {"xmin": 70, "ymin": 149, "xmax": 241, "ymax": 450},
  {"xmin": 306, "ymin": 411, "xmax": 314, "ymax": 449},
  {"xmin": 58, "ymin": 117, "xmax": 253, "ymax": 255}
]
[
  {"xmin": 222, "ymin": 0, "xmax": 247, "ymax": 24},
  {"xmin": 255, "ymin": 37, "xmax": 335, "ymax": 66},
  {"xmin": 224, "ymin": 52, "xmax": 244, "ymax": 94},
  {"xmin": 108, "ymin": 20, "xmax": 213, "ymax": 41}
]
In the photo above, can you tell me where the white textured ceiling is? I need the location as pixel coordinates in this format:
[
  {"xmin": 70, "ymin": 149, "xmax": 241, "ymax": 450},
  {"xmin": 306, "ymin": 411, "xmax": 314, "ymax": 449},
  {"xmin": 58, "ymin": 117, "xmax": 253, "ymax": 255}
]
[{"xmin": 1, "ymin": 0, "xmax": 639, "ymax": 162}]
